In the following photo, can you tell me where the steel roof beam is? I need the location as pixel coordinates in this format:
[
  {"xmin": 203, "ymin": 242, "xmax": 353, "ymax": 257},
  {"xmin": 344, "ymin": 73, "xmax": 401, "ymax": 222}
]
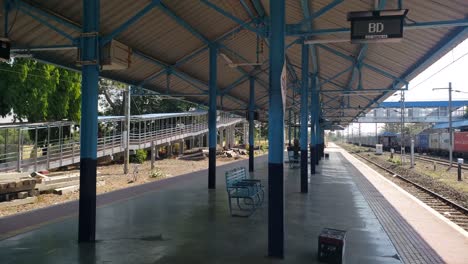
[
  {"xmin": 316, "ymin": 44, "xmax": 407, "ymax": 84},
  {"xmin": 249, "ymin": 1, "xmax": 299, "ymax": 100},
  {"xmin": 157, "ymin": 2, "xmax": 209, "ymax": 44},
  {"xmin": 14, "ymin": 3, "xmax": 75, "ymax": 42},
  {"xmin": 139, "ymin": 21, "xmax": 255, "ymax": 87},
  {"xmin": 4, "ymin": 1, "xmax": 11, "ymax": 37},
  {"xmin": 251, "ymin": 0, "xmax": 265, "ymax": 18},
  {"xmin": 157, "ymin": 3, "xmax": 266, "ymax": 102},
  {"xmin": 101, "ymin": 0, "xmax": 161, "ymax": 46},
  {"xmin": 298, "ymin": 0, "xmax": 344, "ymax": 25},
  {"xmin": 240, "ymin": 0, "xmax": 254, "ymax": 19},
  {"xmin": 346, "ymin": 44, "xmax": 368, "ymax": 90},
  {"xmin": 16, "ymin": 1, "xmax": 252, "ymax": 110},
  {"xmin": 321, "ymin": 87, "xmax": 407, "ymax": 93},
  {"xmin": 322, "ymin": 107, "xmax": 381, "ymax": 110},
  {"xmin": 200, "ymin": 0, "xmax": 265, "ymax": 36},
  {"xmin": 319, "ymin": 66, "xmax": 353, "ymax": 86},
  {"xmin": 33, "ymin": 55, "xmax": 212, "ymax": 109},
  {"xmin": 14, "ymin": 0, "xmax": 251, "ymax": 109},
  {"xmin": 221, "ymin": 66, "xmax": 268, "ymax": 95},
  {"xmin": 11, "ymin": 44, "xmax": 77, "ymax": 52},
  {"xmin": 357, "ymin": 26, "xmax": 468, "ymax": 116},
  {"xmin": 317, "ymin": 74, "xmax": 351, "ymax": 91},
  {"xmin": 14, "ymin": 0, "xmax": 81, "ymax": 31}
]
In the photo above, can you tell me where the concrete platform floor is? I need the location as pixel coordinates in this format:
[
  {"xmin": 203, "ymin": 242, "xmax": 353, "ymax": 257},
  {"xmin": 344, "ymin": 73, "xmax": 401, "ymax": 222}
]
[{"xmin": 0, "ymin": 148, "xmax": 433, "ymax": 263}]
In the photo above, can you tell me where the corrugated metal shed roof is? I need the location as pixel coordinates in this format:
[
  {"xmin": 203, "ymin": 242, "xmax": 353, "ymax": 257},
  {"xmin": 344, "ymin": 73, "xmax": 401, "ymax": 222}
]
[
  {"xmin": 1, "ymin": 0, "xmax": 467, "ymax": 124},
  {"xmin": 433, "ymin": 119, "xmax": 468, "ymax": 129},
  {"xmin": 379, "ymin": 101, "xmax": 468, "ymax": 108}
]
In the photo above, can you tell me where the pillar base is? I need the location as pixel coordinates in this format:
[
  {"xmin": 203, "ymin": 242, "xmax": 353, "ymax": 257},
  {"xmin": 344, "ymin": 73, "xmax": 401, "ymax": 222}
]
[
  {"xmin": 249, "ymin": 147, "xmax": 254, "ymax": 172},
  {"xmin": 268, "ymin": 162, "xmax": 284, "ymax": 259},
  {"xmin": 78, "ymin": 158, "xmax": 97, "ymax": 242},
  {"xmin": 208, "ymin": 147, "xmax": 216, "ymax": 189},
  {"xmin": 300, "ymin": 150, "xmax": 308, "ymax": 193},
  {"xmin": 315, "ymin": 145, "xmax": 319, "ymax": 165},
  {"xmin": 310, "ymin": 146, "xmax": 316, "ymax": 174}
]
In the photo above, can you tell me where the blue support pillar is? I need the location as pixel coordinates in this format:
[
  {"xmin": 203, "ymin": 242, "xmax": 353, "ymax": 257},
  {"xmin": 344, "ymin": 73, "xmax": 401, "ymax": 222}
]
[
  {"xmin": 315, "ymin": 81, "xmax": 320, "ymax": 165},
  {"xmin": 293, "ymin": 113, "xmax": 297, "ymax": 140},
  {"xmin": 248, "ymin": 76, "xmax": 255, "ymax": 172},
  {"xmin": 300, "ymin": 42, "xmax": 309, "ymax": 193},
  {"xmin": 79, "ymin": 0, "xmax": 99, "ymax": 243},
  {"xmin": 208, "ymin": 44, "xmax": 217, "ymax": 189},
  {"xmin": 317, "ymin": 125, "xmax": 322, "ymax": 162},
  {"xmin": 321, "ymin": 128, "xmax": 325, "ymax": 157},
  {"xmin": 268, "ymin": 0, "xmax": 285, "ymax": 258},
  {"xmin": 288, "ymin": 109, "xmax": 292, "ymax": 145},
  {"xmin": 310, "ymin": 74, "xmax": 317, "ymax": 174}
]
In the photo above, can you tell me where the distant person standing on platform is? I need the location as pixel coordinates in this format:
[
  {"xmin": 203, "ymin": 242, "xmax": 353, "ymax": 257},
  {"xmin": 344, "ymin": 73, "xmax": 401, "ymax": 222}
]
[{"xmin": 293, "ymin": 138, "xmax": 300, "ymax": 159}]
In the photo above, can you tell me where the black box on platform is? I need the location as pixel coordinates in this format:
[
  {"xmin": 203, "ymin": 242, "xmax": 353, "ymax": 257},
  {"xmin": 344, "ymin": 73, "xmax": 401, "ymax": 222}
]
[{"xmin": 318, "ymin": 228, "xmax": 346, "ymax": 263}]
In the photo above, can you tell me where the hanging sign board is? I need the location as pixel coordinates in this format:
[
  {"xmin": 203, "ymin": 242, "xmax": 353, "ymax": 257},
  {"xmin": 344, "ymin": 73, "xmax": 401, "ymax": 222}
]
[
  {"xmin": 0, "ymin": 38, "xmax": 11, "ymax": 62},
  {"xmin": 348, "ymin": 9, "xmax": 408, "ymax": 43}
]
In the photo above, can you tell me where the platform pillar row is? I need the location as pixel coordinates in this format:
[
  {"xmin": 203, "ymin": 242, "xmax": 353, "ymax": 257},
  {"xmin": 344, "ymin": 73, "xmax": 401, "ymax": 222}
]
[
  {"xmin": 268, "ymin": 0, "xmax": 285, "ymax": 258},
  {"xmin": 310, "ymin": 73, "xmax": 317, "ymax": 175},
  {"xmin": 288, "ymin": 109, "xmax": 292, "ymax": 145},
  {"xmin": 300, "ymin": 42, "xmax": 309, "ymax": 193},
  {"xmin": 78, "ymin": 0, "xmax": 99, "ymax": 243},
  {"xmin": 293, "ymin": 112, "xmax": 297, "ymax": 140},
  {"xmin": 314, "ymin": 75, "xmax": 321, "ymax": 166},
  {"xmin": 249, "ymin": 76, "xmax": 255, "ymax": 172},
  {"xmin": 208, "ymin": 44, "xmax": 217, "ymax": 189}
]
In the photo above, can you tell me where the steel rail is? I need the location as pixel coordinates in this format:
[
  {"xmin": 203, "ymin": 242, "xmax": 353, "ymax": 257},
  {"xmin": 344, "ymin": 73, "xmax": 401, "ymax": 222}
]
[{"xmin": 354, "ymin": 152, "xmax": 468, "ymax": 215}]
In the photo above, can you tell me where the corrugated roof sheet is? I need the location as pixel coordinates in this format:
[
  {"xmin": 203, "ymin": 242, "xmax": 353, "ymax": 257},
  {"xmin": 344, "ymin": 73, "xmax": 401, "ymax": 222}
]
[
  {"xmin": 2, "ymin": 0, "xmax": 467, "ymax": 124},
  {"xmin": 433, "ymin": 119, "xmax": 468, "ymax": 129},
  {"xmin": 379, "ymin": 101, "xmax": 468, "ymax": 108}
]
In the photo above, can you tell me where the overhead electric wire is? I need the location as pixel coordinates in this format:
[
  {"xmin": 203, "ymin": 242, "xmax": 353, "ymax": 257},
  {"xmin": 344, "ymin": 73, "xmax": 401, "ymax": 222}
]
[{"xmin": 410, "ymin": 50, "xmax": 468, "ymax": 90}]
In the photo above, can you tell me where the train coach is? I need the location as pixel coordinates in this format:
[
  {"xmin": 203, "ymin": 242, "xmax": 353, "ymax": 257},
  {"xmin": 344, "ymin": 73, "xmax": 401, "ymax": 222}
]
[
  {"xmin": 348, "ymin": 129, "xmax": 468, "ymax": 159},
  {"xmin": 454, "ymin": 131, "xmax": 468, "ymax": 158},
  {"xmin": 415, "ymin": 131, "xmax": 468, "ymax": 158},
  {"xmin": 415, "ymin": 134, "xmax": 429, "ymax": 153}
]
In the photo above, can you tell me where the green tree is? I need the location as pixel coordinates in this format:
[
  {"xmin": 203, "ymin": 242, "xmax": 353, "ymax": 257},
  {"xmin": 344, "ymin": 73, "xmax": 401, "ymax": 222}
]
[
  {"xmin": 98, "ymin": 80, "xmax": 193, "ymax": 116},
  {"xmin": 0, "ymin": 59, "xmax": 81, "ymax": 146},
  {"xmin": 0, "ymin": 58, "xmax": 81, "ymax": 123},
  {"xmin": 382, "ymin": 123, "xmax": 430, "ymax": 136}
]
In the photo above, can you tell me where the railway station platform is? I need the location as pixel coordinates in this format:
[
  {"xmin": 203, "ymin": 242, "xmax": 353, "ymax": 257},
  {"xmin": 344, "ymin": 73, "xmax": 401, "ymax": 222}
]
[{"xmin": 0, "ymin": 146, "xmax": 467, "ymax": 263}]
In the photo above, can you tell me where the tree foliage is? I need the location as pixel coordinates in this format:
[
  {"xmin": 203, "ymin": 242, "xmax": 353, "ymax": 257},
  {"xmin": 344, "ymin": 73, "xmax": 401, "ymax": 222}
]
[
  {"xmin": 0, "ymin": 58, "xmax": 81, "ymax": 123},
  {"xmin": 98, "ymin": 80, "xmax": 193, "ymax": 116},
  {"xmin": 382, "ymin": 123, "xmax": 430, "ymax": 136}
]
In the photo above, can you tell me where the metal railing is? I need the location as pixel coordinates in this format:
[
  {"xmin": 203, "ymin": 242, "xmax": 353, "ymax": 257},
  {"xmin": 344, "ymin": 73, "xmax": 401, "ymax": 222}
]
[{"xmin": 0, "ymin": 111, "xmax": 243, "ymax": 173}]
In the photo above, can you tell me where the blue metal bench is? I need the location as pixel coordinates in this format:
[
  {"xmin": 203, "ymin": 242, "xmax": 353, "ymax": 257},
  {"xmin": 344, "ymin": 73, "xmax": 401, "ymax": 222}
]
[
  {"xmin": 288, "ymin": 150, "xmax": 300, "ymax": 168},
  {"xmin": 225, "ymin": 167, "xmax": 264, "ymax": 217}
]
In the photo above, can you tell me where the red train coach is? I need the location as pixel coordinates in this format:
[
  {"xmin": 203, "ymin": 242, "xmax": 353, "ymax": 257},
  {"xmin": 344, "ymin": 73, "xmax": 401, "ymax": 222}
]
[{"xmin": 454, "ymin": 132, "xmax": 468, "ymax": 153}]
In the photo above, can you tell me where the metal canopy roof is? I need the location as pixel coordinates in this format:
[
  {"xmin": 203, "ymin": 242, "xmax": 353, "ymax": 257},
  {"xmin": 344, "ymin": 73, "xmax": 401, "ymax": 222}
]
[
  {"xmin": 379, "ymin": 100, "xmax": 468, "ymax": 108},
  {"xmin": 433, "ymin": 119, "xmax": 468, "ymax": 129},
  {"xmin": 2, "ymin": 0, "xmax": 467, "ymax": 125}
]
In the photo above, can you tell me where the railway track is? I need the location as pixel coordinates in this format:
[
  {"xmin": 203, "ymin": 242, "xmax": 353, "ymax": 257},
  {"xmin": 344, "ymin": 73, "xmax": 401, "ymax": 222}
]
[
  {"xmin": 412, "ymin": 154, "xmax": 468, "ymax": 170},
  {"xmin": 347, "ymin": 143, "xmax": 468, "ymax": 169},
  {"xmin": 353, "ymin": 152, "xmax": 468, "ymax": 232}
]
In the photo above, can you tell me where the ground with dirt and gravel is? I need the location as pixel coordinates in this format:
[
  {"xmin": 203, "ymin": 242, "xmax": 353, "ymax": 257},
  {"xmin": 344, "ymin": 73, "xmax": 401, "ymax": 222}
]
[
  {"xmin": 339, "ymin": 143, "xmax": 468, "ymax": 209},
  {"xmin": 0, "ymin": 153, "xmax": 261, "ymax": 217}
]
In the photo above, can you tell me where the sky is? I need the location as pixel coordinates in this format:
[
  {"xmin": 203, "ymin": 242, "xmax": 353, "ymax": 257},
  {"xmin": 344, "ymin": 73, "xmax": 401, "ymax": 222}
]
[
  {"xmin": 347, "ymin": 37, "xmax": 468, "ymax": 135},
  {"xmin": 386, "ymin": 37, "xmax": 468, "ymax": 102}
]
